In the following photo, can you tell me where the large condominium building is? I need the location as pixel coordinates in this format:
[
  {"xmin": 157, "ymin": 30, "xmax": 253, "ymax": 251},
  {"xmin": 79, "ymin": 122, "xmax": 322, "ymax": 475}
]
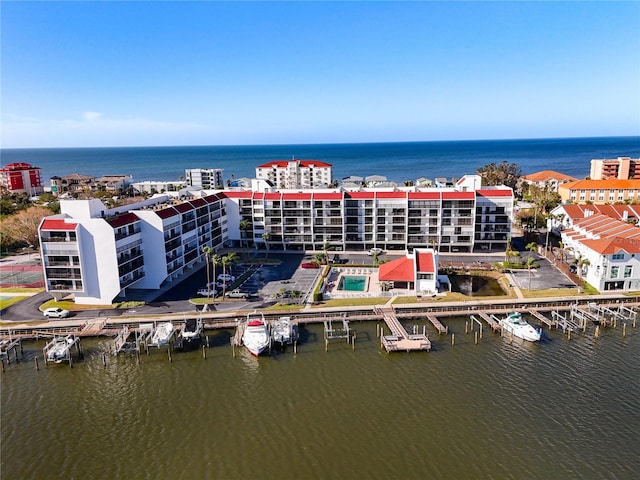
[
  {"xmin": 39, "ymin": 175, "xmax": 513, "ymax": 305},
  {"xmin": 558, "ymin": 179, "xmax": 640, "ymax": 205},
  {"xmin": 0, "ymin": 162, "xmax": 43, "ymax": 195},
  {"xmin": 255, "ymin": 159, "xmax": 332, "ymax": 189},
  {"xmin": 40, "ymin": 194, "xmax": 226, "ymax": 305},
  {"xmin": 186, "ymin": 168, "xmax": 224, "ymax": 190},
  {"xmin": 590, "ymin": 157, "xmax": 640, "ymax": 180}
]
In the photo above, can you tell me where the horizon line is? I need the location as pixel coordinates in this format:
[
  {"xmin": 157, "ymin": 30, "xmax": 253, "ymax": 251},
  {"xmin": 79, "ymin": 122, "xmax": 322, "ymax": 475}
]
[{"xmin": 2, "ymin": 134, "xmax": 639, "ymax": 151}]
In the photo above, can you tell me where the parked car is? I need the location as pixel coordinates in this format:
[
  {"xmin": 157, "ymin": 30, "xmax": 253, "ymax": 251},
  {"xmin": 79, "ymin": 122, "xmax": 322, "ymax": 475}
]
[
  {"xmin": 227, "ymin": 289, "xmax": 249, "ymax": 299},
  {"xmin": 197, "ymin": 287, "xmax": 218, "ymax": 297},
  {"xmin": 367, "ymin": 248, "xmax": 383, "ymax": 256},
  {"xmin": 301, "ymin": 262, "xmax": 319, "ymax": 269},
  {"xmin": 217, "ymin": 274, "xmax": 235, "ymax": 282},
  {"xmin": 43, "ymin": 307, "xmax": 70, "ymax": 319}
]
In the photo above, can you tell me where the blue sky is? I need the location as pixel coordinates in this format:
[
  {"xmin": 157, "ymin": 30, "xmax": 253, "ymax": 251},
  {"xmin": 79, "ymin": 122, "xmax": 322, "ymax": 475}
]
[{"xmin": 2, "ymin": 1, "xmax": 639, "ymax": 148}]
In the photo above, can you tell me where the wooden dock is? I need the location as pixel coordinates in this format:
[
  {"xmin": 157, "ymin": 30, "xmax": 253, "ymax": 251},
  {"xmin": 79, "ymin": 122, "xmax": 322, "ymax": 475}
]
[
  {"xmin": 375, "ymin": 306, "xmax": 431, "ymax": 352},
  {"xmin": 425, "ymin": 314, "xmax": 448, "ymax": 334}
]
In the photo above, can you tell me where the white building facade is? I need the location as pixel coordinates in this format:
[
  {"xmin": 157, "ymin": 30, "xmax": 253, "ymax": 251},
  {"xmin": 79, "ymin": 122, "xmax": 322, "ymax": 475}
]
[
  {"xmin": 186, "ymin": 168, "xmax": 224, "ymax": 190},
  {"xmin": 255, "ymin": 159, "xmax": 332, "ymax": 189},
  {"xmin": 39, "ymin": 178, "xmax": 513, "ymax": 305}
]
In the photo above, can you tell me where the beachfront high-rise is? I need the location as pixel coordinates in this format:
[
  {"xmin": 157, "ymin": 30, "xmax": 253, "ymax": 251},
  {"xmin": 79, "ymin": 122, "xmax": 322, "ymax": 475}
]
[
  {"xmin": 255, "ymin": 159, "xmax": 332, "ymax": 189},
  {"xmin": 38, "ymin": 174, "xmax": 513, "ymax": 305}
]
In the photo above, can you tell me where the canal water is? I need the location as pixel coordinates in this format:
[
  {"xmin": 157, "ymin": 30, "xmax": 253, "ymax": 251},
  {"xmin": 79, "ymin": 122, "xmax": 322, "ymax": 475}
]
[{"xmin": 2, "ymin": 318, "xmax": 639, "ymax": 479}]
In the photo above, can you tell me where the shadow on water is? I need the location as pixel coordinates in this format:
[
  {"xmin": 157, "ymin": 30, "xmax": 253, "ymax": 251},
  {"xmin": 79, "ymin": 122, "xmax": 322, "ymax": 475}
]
[{"xmin": 449, "ymin": 274, "xmax": 506, "ymax": 297}]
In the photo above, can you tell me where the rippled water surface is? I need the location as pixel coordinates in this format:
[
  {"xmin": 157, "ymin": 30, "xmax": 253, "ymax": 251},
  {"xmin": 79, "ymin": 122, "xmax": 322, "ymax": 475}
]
[{"xmin": 2, "ymin": 319, "xmax": 639, "ymax": 479}]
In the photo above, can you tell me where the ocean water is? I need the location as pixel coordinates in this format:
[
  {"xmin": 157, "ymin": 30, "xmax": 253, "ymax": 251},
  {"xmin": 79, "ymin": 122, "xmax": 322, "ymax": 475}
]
[
  {"xmin": 2, "ymin": 136, "xmax": 639, "ymax": 186},
  {"xmin": 2, "ymin": 319, "xmax": 639, "ymax": 479}
]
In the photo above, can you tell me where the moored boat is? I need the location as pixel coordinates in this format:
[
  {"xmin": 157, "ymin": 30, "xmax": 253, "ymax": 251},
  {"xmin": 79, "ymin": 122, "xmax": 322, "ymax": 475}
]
[
  {"xmin": 272, "ymin": 316, "xmax": 297, "ymax": 345},
  {"xmin": 46, "ymin": 336, "xmax": 75, "ymax": 363},
  {"xmin": 182, "ymin": 318, "xmax": 203, "ymax": 342},
  {"xmin": 499, "ymin": 312, "xmax": 541, "ymax": 342},
  {"xmin": 150, "ymin": 322, "xmax": 174, "ymax": 347},
  {"xmin": 242, "ymin": 311, "xmax": 270, "ymax": 356}
]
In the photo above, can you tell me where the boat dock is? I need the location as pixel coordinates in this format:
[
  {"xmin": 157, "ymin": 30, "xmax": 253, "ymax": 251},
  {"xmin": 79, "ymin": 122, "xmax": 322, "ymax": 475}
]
[
  {"xmin": 42, "ymin": 335, "xmax": 82, "ymax": 366},
  {"xmin": 375, "ymin": 306, "xmax": 431, "ymax": 352},
  {"xmin": 0, "ymin": 336, "xmax": 22, "ymax": 368},
  {"xmin": 425, "ymin": 314, "xmax": 448, "ymax": 334}
]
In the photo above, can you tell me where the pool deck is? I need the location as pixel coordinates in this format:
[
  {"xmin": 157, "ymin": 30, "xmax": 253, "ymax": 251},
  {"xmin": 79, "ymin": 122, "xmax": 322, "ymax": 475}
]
[{"xmin": 325, "ymin": 268, "xmax": 382, "ymax": 298}]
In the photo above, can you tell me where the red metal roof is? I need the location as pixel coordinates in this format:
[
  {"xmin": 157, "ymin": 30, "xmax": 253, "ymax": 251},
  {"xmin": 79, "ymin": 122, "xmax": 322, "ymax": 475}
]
[
  {"xmin": 416, "ymin": 251, "xmax": 435, "ymax": 273},
  {"xmin": 264, "ymin": 192, "xmax": 282, "ymax": 200},
  {"xmin": 257, "ymin": 160, "xmax": 332, "ymax": 169},
  {"xmin": 282, "ymin": 192, "xmax": 312, "ymax": 200},
  {"xmin": 476, "ymin": 189, "xmax": 513, "ymax": 197},
  {"xmin": 189, "ymin": 198, "xmax": 206, "ymax": 208},
  {"xmin": 313, "ymin": 192, "xmax": 343, "ymax": 200},
  {"xmin": 378, "ymin": 257, "xmax": 415, "ymax": 282},
  {"xmin": 345, "ymin": 192, "xmax": 375, "ymax": 199},
  {"xmin": 156, "ymin": 207, "xmax": 179, "ymax": 219},
  {"xmin": 408, "ymin": 192, "xmax": 440, "ymax": 200},
  {"xmin": 107, "ymin": 212, "xmax": 139, "ymax": 228},
  {"xmin": 174, "ymin": 203, "xmax": 193, "ymax": 213},
  {"xmin": 222, "ymin": 191, "xmax": 252, "ymax": 199},
  {"xmin": 41, "ymin": 218, "xmax": 78, "ymax": 231},
  {"xmin": 442, "ymin": 191, "xmax": 475, "ymax": 199}
]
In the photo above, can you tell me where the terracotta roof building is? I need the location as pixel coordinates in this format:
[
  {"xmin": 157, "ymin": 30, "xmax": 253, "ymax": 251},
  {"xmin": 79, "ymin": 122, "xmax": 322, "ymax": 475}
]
[
  {"xmin": 558, "ymin": 179, "xmax": 640, "ymax": 205},
  {"xmin": 520, "ymin": 170, "xmax": 578, "ymax": 192}
]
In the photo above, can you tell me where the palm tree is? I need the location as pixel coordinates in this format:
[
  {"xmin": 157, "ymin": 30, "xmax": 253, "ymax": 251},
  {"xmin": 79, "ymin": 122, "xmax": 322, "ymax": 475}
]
[
  {"xmin": 261, "ymin": 232, "xmax": 271, "ymax": 259},
  {"xmin": 322, "ymin": 240, "xmax": 330, "ymax": 264},
  {"xmin": 574, "ymin": 253, "xmax": 591, "ymax": 277},
  {"xmin": 221, "ymin": 254, "xmax": 234, "ymax": 298},
  {"xmin": 526, "ymin": 241, "xmax": 537, "ymax": 259},
  {"xmin": 525, "ymin": 256, "xmax": 536, "ymax": 290},
  {"xmin": 239, "ymin": 219, "xmax": 251, "ymax": 249},
  {"xmin": 313, "ymin": 252, "xmax": 326, "ymax": 266},
  {"xmin": 202, "ymin": 245, "xmax": 213, "ymax": 297},
  {"xmin": 211, "ymin": 253, "xmax": 221, "ymax": 295}
]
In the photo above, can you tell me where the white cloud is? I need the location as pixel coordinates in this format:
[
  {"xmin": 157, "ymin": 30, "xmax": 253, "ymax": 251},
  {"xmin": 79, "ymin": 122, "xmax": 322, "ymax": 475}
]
[{"xmin": 83, "ymin": 111, "xmax": 103, "ymax": 121}]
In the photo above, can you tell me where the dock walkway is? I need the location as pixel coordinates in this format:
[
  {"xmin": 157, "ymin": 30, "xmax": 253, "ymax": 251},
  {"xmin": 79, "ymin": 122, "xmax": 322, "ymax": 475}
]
[{"xmin": 375, "ymin": 306, "xmax": 431, "ymax": 352}]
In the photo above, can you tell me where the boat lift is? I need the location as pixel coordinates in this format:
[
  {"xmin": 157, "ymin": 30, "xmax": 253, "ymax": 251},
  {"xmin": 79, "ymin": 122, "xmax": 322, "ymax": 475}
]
[{"xmin": 42, "ymin": 335, "xmax": 82, "ymax": 366}]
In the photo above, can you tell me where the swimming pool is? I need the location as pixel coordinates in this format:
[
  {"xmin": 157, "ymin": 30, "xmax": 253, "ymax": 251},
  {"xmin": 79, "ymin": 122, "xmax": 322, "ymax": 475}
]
[{"xmin": 337, "ymin": 275, "xmax": 368, "ymax": 291}]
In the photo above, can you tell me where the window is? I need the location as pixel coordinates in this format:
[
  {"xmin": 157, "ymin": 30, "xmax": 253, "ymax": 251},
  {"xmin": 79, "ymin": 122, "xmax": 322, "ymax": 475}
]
[
  {"xmin": 624, "ymin": 266, "xmax": 632, "ymax": 278},
  {"xmin": 612, "ymin": 253, "xmax": 624, "ymax": 260},
  {"xmin": 610, "ymin": 266, "xmax": 619, "ymax": 278}
]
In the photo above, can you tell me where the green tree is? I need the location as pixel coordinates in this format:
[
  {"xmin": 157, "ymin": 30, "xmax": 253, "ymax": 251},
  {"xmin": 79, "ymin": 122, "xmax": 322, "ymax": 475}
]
[
  {"xmin": 574, "ymin": 254, "xmax": 591, "ymax": 277},
  {"xmin": 261, "ymin": 232, "xmax": 271, "ymax": 259},
  {"xmin": 239, "ymin": 219, "xmax": 251, "ymax": 248},
  {"xmin": 476, "ymin": 161, "xmax": 522, "ymax": 191},
  {"xmin": 202, "ymin": 245, "xmax": 214, "ymax": 297},
  {"xmin": 526, "ymin": 242, "xmax": 537, "ymax": 259},
  {"xmin": 525, "ymin": 256, "xmax": 536, "ymax": 290}
]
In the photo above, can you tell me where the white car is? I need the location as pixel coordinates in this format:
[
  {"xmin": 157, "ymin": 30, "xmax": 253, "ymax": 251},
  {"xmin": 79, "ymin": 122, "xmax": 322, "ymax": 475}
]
[
  {"xmin": 217, "ymin": 274, "xmax": 235, "ymax": 282},
  {"xmin": 367, "ymin": 248, "xmax": 383, "ymax": 256},
  {"xmin": 197, "ymin": 287, "xmax": 218, "ymax": 297},
  {"xmin": 227, "ymin": 289, "xmax": 249, "ymax": 299},
  {"xmin": 43, "ymin": 307, "xmax": 70, "ymax": 318}
]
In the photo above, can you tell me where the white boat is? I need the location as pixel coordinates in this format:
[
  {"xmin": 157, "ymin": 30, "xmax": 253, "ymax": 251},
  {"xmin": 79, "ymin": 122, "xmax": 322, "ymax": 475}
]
[
  {"xmin": 46, "ymin": 336, "xmax": 75, "ymax": 363},
  {"xmin": 242, "ymin": 311, "xmax": 270, "ymax": 356},
  {"xmin": 150, "ymin": 322, "xmax": 174, "ymax": 347},
  {"xmin": 182, "ymin": 318, "xmax": 203, "ymax": 342},
  {"xmin": 499, "ymin": 312, "xmax": 541, "ymax": 342},
  {"xmin": 272, "ymin": 316, "xmax": 297, "ymax": 345}
]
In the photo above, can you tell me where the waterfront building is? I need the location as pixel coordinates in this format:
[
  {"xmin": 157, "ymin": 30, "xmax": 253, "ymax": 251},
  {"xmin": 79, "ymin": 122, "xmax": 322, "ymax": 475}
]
[
  {"xmin": 560, "ymin": 213, "xmax": 640, "ymax": 291},
  {"xmin": 378, "ymin": 248, "xmax": 439, "ymax": 296},
  {"xmin": 520, "ymin": 170, "xmax": 578, "ymax": 192},
  {"xmin": 39, "ymin": 194, "xmax": 226, "ymax": 305},
  {"xmin": 255, "ymin": 159, "xmax": 332, "ymax": 189},
  {"xmin": 548, "ymin": 203, "xmax": 640, "ymax": 235},
  {"xmin": 558, "ymin": 179, "xmax": 640, "ymax": 205},
  {"xmin": 185, "ymin": 168, "xmax": 224, "ymax": 190},
  {"xmin": 38, "ymin": 175, "xmax": 512, "ymax": 305},
  {"xmin": 590, "ymin": 157, "xmax": 640, "ymax": 180},
  {"xmin": 0, "ymin": 162, "xmax": 43, "ymax": 195},
  {"xmin": 131, "ymin": 180, "xmax": 187, "ymax": 194}
]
